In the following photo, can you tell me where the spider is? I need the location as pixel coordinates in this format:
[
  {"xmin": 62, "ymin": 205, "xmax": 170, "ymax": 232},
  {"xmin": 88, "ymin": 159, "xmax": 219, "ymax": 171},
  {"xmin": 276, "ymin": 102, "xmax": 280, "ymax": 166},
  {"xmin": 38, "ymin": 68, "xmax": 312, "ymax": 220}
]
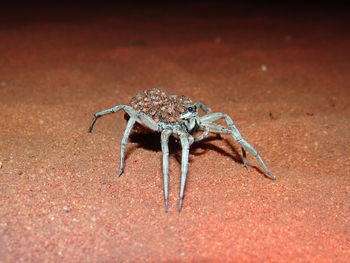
[{"xmin": 88, "ymin": 88, "xmax": 275, "ymax": 212}]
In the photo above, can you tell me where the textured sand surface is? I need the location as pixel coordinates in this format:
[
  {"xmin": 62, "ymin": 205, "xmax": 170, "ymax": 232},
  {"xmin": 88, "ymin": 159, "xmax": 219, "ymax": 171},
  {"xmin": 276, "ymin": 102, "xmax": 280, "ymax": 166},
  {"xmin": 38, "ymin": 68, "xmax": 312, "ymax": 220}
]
[{"xmin": 1, "ymin": 3, "xmax": 349, "ymax": 262}]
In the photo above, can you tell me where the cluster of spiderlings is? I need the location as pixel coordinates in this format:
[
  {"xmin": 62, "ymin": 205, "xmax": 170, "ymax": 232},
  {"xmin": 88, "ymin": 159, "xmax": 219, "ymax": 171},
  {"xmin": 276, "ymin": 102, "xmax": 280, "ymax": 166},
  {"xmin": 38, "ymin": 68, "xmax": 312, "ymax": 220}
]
[{"xmin": 129, "ymin": 88, "xmax": 193, "ymax": 122}]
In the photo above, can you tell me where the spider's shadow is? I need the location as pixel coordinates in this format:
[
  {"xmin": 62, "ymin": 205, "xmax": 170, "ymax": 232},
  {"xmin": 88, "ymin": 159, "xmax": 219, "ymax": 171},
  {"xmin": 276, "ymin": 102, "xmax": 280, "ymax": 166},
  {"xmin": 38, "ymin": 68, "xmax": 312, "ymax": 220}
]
[{"xmin": 127, "ymin": 132, "xmax": 245, "ymax": 166}]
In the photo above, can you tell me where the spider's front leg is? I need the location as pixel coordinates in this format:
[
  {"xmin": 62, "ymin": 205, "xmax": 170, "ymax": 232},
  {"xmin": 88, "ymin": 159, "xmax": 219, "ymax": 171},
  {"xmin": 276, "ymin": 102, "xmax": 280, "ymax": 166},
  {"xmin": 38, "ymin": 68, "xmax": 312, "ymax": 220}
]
[
  {"xmin": 199, "ymin": 112, "xmax": 275, "ymax": 180},
  {"xmin": 160, "ymin": 129, "xmax": 172, "ymax": 212},
  {"xmin": 194, "ymin": 101, "xmax": 212, "ymax": 114},
  {"xmin": 176, "ymin": 131, "xmax": 194, "ymax": 212}
]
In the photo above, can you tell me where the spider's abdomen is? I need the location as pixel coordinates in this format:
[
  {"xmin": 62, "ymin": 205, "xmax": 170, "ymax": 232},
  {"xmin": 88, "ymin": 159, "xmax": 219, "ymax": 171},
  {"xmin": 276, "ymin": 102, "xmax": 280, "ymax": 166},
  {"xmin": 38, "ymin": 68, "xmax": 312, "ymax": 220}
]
[{"xmin": 129, "ymin": 88, "xmax": 192, "ymax": 123}]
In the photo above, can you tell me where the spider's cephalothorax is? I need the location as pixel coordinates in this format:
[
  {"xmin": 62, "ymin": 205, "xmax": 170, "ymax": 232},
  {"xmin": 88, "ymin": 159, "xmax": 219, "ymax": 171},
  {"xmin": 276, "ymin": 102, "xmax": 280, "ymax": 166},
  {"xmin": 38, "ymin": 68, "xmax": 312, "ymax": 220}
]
[{"xmin": 88, "ymin": 88, "xmax": 275, "ymax": 212}]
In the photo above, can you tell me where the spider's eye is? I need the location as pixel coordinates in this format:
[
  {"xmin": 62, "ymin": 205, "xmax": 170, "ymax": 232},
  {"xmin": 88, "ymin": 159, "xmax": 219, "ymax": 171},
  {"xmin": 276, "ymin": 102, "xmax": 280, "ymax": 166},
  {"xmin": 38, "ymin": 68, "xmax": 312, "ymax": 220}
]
[{"xmin": 187, "ymin": 106, "xmax": 193, "ymax": 112}]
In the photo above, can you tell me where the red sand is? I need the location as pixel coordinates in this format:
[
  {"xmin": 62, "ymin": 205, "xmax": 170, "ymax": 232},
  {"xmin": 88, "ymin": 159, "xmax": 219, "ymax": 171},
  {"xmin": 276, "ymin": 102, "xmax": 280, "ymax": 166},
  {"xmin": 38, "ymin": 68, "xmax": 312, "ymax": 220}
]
[{"xmin": 1, "ymin": 3, "xmax": 349, "ymax": 262}]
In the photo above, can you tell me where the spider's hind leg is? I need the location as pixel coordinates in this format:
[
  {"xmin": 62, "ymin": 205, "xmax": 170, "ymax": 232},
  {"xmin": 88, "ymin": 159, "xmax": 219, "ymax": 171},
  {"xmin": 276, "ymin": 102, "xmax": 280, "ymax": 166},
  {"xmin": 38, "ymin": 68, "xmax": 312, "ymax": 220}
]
[
  {"xmin": 88, "ymin": 104, "xmax": 129, "ymax": 133},
  {"xmin": 116, "ymin": 113, "xmax": 138, "ymax": 177}
]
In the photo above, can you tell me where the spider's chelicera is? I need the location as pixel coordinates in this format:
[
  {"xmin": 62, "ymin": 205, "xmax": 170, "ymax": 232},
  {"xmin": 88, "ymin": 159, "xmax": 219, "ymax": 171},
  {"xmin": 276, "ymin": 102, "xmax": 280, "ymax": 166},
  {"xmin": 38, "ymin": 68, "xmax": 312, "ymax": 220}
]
[{"xmin": 88, "ymin": 88, "xmax": 275, "ymax": 212}]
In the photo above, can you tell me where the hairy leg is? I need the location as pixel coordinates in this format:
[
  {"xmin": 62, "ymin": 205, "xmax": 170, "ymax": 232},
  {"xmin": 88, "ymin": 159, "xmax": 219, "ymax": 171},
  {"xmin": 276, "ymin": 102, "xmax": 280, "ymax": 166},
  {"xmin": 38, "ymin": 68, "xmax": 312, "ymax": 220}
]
[
  {"xmin": 135, "ymin": 112, "xmax": 159, "ymax": 132},
  {"xmin": 236, "ymin": 137, "xmax": 275, "ymax": 179},
  {"xmin": 116, "ymin": 113, "xmax": 138, "ymax": 177},
  {"xmin": 199, "ymin": 112, "xmax": 275, "ymax": 180},
  {"xmin": 241, "ymin": 147, "xmax": 249, "ymax": 168},
  {"xmin": 194, "ymin": 101, "xmax": 212, "ymax": 114},
  {"xmin": 88, "ymin": 104, "xmax": 161, "ymax": 177},
  {"xmin": 161, "ymin": 129, "xmax": 172, "ymax": 212},
  {"xmin": 178, "ymin": 133, "xmax": 192, "ymax": 212},
  {"xmin": 88, "ymin": 104, "xmax": 132, "ymax": 133},
  {"xmin": 193, "ymin": 126, "xmax": 210, "ymax": 142}
]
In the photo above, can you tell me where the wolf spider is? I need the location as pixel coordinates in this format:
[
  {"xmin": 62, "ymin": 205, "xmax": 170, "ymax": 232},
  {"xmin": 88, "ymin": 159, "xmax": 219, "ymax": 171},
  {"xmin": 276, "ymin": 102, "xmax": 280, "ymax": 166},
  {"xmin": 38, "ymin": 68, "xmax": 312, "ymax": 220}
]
[{"xmin": 88, "ymin": 88, "xmax": 274, "ymax": 212}]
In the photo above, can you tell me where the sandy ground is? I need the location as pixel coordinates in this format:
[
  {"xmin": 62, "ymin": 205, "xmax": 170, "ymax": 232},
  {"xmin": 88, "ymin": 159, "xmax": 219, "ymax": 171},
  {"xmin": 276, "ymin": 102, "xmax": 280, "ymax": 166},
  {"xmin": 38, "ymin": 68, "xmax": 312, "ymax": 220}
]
[{"xmin": 1, "ymin": 2, "xmax": 349, "ymax": 262}]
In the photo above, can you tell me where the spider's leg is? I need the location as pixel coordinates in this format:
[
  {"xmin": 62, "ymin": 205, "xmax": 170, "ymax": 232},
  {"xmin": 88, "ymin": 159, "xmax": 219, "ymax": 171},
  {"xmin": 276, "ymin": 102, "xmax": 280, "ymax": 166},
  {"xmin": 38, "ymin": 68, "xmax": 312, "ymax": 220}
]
[
  {"xmin": 116, "ymin": 113, "xmax": 138, "ymax": 177},
  {"xmin": 134, "ymin": 112, "xmax": 159, "ymax": 132},
  {"xmin": 88, "ymin": 104, "xmax": 130, "ymax": 133},
  {"xmin": 194, "ymin": 101, "xmax": 212, "ymax": 114},
  {"xmin": 235, "ymin": 137, "xmax": 275, "ymax": 179},
  {"xmin": 199, "ymin": 112, "xmax": 275, "ymax": 180},
  {"xmin": 161, "ymin": 129, "xmax": 172, "ymax": 212},
  {"xmin": 193, "ymin": 126, "xmax": 209, "ymax": 142},
  {"xmin": 178, "ymin": 133, "xmax": 192, "ymax": 212},
  {"xmin": 241, "ymin": 147, "xmax": 249, "ymax": 168}
]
